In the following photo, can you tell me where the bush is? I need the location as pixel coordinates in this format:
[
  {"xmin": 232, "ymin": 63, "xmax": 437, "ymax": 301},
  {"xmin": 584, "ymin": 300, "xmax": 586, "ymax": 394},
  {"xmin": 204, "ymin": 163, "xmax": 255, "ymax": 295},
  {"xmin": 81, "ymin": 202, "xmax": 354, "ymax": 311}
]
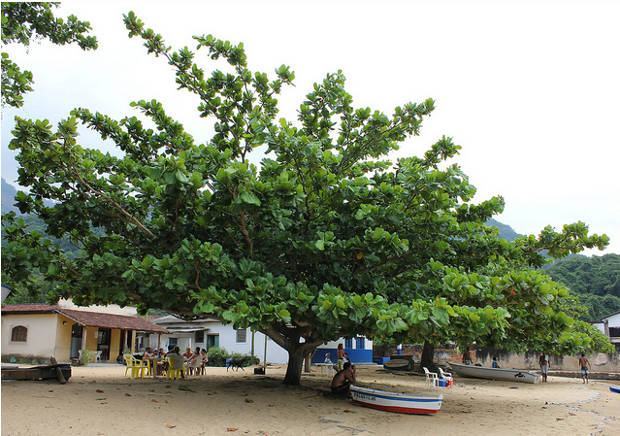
[
  {"xmin": 206, "ymin": 347, "xmax": 229, "ymax": 366},
  {"xmin": 206, "ymin": 348, "xmax": 259, "ymax": 367}
]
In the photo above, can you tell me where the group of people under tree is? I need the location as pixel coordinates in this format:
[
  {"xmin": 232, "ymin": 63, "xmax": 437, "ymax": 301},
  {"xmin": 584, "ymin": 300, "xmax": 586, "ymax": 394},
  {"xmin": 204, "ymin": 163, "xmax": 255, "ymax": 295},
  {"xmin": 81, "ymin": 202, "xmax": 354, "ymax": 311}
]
[{"xmin": 140, "ymin": 346, "xmax": 208, "ymax": 378}]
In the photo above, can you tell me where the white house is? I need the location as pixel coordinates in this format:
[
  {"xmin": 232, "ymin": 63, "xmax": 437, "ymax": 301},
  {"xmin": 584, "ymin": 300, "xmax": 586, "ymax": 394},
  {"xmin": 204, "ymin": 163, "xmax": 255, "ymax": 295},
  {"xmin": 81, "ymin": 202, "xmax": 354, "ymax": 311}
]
[
  {"xmin": 148, "ymin": 315, "xmax": 289, "ymax": 364},
  {"xmin": 148, "ymin": 315, "xmax": 374, "ymax": 365},
  {"xmin": 593, "ymin": 311, "xmax": 620, "ymax": 350}
]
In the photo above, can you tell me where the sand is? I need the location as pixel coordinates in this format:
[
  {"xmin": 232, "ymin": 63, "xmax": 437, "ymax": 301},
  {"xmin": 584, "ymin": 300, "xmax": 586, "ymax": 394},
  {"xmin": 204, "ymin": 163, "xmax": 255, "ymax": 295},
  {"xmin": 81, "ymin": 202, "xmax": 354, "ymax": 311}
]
[{"xmin": 1, "ymin": 364, "xmax": 618, "ymax": 436}]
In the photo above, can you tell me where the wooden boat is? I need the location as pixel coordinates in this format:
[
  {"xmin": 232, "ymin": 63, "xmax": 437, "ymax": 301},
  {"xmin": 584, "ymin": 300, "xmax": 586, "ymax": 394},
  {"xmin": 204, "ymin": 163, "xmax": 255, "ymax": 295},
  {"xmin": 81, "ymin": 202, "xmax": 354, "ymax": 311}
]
[
  {"xmin": 1, "ymin": 363, "xmax": 71, "ymax": 383},
  {"xmin": 610, "ymin": 385, "xmax": 620, "ymax": 394},
  {"xmin": 350, "ymin": 385, "xmax": 443, "ymax": 415},
  {"xmin": 449, "ymin": 362, "xmax": 541, "ymax": 384},
  {"xmin": 383, "ymin": 354, "xmax": 414, "ymax": 371}
]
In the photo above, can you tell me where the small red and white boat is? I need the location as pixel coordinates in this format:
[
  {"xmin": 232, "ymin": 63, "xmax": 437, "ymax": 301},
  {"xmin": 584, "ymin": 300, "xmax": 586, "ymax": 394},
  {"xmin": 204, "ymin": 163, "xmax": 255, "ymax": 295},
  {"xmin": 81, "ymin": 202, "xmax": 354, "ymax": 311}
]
[{"xmin": 350, "ymin": 385, "xmax": 443, "ymax": 415}]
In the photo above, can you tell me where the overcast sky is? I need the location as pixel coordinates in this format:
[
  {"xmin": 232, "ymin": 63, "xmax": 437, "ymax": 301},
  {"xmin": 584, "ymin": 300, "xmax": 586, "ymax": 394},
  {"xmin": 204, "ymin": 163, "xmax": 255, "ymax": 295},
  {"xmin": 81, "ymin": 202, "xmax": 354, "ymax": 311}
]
[{"xmin": 2, "ymin": 0, "xmax": 619, "ymax": 254}]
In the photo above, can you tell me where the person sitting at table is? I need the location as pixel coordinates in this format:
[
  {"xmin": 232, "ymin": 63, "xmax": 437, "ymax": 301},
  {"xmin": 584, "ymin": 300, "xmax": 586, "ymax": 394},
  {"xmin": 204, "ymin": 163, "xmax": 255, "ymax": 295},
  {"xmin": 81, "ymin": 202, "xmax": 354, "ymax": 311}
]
[
  {"xmin": 200, "ymin": 348, "xmax": 209, "ymax": 375},
  {"xmin": 183, "ymin": 347, "xmax": 193, "ymax": 362},
  {"xmin": 167, "ymin": 346, "xmax": 185, "ymax": 379},
  {"xmin": 158, "ymin": 348, "xmax": 166, "ymax": 358},
  {"xmin": 142, "ymin": 347, "xmax": 155, "ymax": 375},
  {"xmin": 188, "ymin": 346, "xmax": 201, "ymax": 376}
]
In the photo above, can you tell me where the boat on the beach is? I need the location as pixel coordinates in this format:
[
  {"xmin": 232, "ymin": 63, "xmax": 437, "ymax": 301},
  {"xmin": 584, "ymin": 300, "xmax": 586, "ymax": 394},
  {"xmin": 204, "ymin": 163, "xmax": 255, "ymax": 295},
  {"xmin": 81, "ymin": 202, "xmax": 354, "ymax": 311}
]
[
  {"xmin": 448, "ymin": 362, "xmax": 541, "ymax": 384},
  {"xmin": 382, "ymin": 354, "xmax": 414, "ymax": 371},
  {"xmin": 1, "ymin": 363, "xmax": 71, "ymax": 383},
  {"xmin": 350, "ymin": 385, "xmax": 443, "ymax": 415},
  {"xmin": 610, "ymin": 385, "xmax": 620, "ymax": 394}
]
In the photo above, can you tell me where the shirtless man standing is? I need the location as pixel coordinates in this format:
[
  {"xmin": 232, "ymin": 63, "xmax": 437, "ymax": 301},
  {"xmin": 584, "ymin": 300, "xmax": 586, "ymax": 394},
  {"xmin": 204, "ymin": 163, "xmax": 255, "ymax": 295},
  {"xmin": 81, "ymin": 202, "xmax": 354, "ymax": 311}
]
[
  {"xmin": 331, "ymin": 362, "xmax": 356, "ymax": 396},
  {"xmin": 578, "ymin": 353, "xmax": 591, "ymax": 384}
]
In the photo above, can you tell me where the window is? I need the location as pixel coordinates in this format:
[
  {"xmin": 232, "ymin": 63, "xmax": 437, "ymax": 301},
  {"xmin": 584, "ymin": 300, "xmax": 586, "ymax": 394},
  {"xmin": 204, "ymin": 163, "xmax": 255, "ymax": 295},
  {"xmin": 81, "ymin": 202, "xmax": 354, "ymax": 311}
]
[
  {"xmin": 344, "ymin": 338, "xmax": 353, "ymax": 349},
  {"xmin": 168, "ymin": 337, "xmax": 178, "ymax": 347},
  {"xmin": 356, "ymin": 337, "xmax": 365, "ymax": 350},
  {"xmin": 11, "ymin": 326, "xmax": 27, "ymax": 342},
  {"xmin": 236, "ymin": 328, "xmax": 247, "ymax": 343},
  {"xmin": 195, "ymin": 330, "xmax": 205, "ymax": 343}
]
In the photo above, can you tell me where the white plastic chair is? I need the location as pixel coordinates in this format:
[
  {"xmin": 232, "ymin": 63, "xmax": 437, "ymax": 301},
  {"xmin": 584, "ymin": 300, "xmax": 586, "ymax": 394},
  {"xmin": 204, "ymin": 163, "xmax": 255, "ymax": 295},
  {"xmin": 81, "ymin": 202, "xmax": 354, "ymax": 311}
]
[
  {"xmin": 96, "ymin": 351, "xmax": 103, "ymax": 362},
  {"xmin": 438, "ymin": 367, "xmax": 452, "ymax": 380},
  {"xmin": 423, "ymin": 367, "xmax": 439, "ymax": 389}
]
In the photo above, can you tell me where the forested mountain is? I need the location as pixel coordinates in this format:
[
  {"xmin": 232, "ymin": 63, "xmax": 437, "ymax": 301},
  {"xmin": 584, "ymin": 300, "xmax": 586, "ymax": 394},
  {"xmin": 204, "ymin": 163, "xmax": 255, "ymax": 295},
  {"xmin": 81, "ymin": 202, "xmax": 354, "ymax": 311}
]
[
  {"xmin": 545, "ymin": 254, "xmax": 620, "ymax": 320},
  {"xmin": 486, "ymin": 218, "xmax": 520, "ymax": 241}
]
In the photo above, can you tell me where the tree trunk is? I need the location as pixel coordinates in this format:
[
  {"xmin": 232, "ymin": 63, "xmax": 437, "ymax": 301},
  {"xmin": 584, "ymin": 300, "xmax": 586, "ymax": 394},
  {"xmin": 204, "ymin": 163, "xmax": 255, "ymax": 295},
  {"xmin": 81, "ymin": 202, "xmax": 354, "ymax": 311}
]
[
  {"xmin": 420, "ymin": 341, "xmax": 435, "ymax": 371},
  {"xmin": 303, "ymin": 353, "xmax": 312, "ymax": 373},
  {"xmin": 283, "ymin": 347, "xmax": 305, "ymax": 385}
]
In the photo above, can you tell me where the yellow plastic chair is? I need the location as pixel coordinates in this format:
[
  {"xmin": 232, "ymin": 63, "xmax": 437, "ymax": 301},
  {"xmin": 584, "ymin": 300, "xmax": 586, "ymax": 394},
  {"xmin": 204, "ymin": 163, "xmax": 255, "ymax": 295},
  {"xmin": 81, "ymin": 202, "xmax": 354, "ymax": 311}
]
[
  {"xmin": 124, "ymin": 355, "xmax": 148, "ymax": 378},
  {"xmin": 166, "ymin": 356, "xmax": 184, "ymax": 380}
]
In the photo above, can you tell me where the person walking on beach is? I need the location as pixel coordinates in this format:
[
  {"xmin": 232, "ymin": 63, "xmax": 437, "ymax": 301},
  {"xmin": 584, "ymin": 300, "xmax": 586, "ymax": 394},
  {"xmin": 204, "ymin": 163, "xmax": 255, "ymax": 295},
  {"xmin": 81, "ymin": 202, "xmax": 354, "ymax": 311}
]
[
  {"xmin": 578, "ymin": 353, "xmax": 591, "ymax": 384},
  {"xmin": 539, "ymin": 353, "xmax": 549, "ymax": 383}
]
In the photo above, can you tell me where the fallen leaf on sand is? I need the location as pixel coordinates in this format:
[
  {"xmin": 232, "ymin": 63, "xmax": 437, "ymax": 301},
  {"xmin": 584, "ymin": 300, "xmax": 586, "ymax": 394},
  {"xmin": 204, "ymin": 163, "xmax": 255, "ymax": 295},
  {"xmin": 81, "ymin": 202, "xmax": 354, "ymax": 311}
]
[
  {"xmin": 125, "ymin": 393, "xmax": 132, "ymax": 397},
  {"xmin": 95, "ymin": 398, "xmax": 106, "ymax": 401},
  {"xmin": 165, "ymin": 423, "xmax": 176, "ymax": 428},
  {"xmin": 96, "ymin": 389, "xmax": 104, "ymax": 393},
  {"xmin": 569, "ymin": 412, "xmax": 577, "ymax": 416},
  {"xmin": 244, "ymin": 398, "xmax": 254, "ymax": 403},
  {"xmin": 178, "ymin": 385, "xmax": 195, "ymax": 393},
  {"xmin": 48, "ymin": 390, "xmax": 54, "ymax": 392},
  {"xmin": 226, "ymin": 428, "xmax": 238, "ymax": 432},
  {"xmin": 152, "ymin": 399, "xmax": 159, "ymax": 403},
  {"xmin": 343, "ymin": 409, "xmax": 355, "ymax": 413}
]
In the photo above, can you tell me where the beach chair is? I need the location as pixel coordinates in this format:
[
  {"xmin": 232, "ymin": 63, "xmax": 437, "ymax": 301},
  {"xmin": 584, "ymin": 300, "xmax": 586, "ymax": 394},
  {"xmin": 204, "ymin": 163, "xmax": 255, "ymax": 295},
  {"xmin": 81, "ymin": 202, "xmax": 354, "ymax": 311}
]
[
  {"xmin": 438, "ymin": 367, "xmax": 452, "ymax": 380},
  {"xmin": 438, "ymin": 367, "xmax": 453, "ymax": 387},
  {"xmin": 124, "ymin": 355, "xmax": 148, "ymax": 378},
  {"xmin": 423, "ymin": 367, "xmax": 439, "ymax": 389}
]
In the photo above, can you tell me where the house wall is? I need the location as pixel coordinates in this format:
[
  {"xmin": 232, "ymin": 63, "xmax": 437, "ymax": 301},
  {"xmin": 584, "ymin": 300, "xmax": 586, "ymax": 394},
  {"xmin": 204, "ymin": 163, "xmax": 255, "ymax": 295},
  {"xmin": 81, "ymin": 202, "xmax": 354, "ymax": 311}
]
[
  {"xmin": 1, "ymin": 313, "xmax": 58, "ymax": 360},
  {"xmin": 53, "ymin": 315, "xmax": 74, "ymax": 362},
  {"xmin": 110, "ymin": 329, "xmax": 121, "ymax": 361},
  {"xmin": 149, "ymin": 324, "xmax": 290, "ymax": 364},
  {"xmin": 606, "ymin": 313, "xmax": 620, "ymax": 327}
]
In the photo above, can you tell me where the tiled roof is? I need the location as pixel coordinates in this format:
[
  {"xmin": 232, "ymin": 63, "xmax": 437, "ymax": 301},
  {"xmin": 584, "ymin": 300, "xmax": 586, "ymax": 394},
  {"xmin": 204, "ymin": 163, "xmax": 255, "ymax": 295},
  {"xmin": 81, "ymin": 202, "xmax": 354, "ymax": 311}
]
[{"xmin": 1, "ymin": 304, "xmax": 167, "ymax": 333}]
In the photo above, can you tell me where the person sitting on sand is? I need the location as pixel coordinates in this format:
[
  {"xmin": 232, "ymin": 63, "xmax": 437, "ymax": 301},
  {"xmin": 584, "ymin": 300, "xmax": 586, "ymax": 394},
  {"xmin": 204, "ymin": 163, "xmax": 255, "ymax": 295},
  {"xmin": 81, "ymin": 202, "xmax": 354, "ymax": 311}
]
[
  {"xmin": 578, "ymin": 353, "xmax": 591, "ymax": 384},
  {"xmin": 331, "ymin": 361, "xmax": 356, "ymax": 396},
  {"xmin": 492, "ymin": 356, "xmax": 500, "ymax": 368},
  {"xmin": 539, "ymin": 353, "xmax": 549, "ymax": 383}
]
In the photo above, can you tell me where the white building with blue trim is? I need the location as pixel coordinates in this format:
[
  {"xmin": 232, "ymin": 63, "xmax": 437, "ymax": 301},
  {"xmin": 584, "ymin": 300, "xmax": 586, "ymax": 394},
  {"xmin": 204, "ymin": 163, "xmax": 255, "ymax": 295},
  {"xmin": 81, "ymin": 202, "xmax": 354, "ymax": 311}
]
[
  {"xmin": 313, "ymin": 337, "xmax": 374, "ymax": 364},
  {"xmin": 149, "ymin": 315, "xmax": 373, "ymax": 364}
]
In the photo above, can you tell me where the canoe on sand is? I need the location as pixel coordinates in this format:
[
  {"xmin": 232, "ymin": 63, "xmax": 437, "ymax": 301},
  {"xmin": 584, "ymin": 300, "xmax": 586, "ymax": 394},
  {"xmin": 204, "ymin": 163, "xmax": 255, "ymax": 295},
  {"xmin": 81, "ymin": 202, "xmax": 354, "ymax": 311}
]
[
  {"xmin": 350, "ymin": 385, "xmax": 443, "ymax": 415},
  {"xmin": 449, "ymin": 362, "xmax": 541, "ymax": 384}
]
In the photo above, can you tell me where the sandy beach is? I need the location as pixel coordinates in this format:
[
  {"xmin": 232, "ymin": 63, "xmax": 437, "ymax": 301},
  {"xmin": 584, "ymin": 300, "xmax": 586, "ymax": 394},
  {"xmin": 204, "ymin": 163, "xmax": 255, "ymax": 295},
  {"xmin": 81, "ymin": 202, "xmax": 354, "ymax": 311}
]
[{"xmin": 1, "ymin": 365, "xmax": 618, "ymax": 436}]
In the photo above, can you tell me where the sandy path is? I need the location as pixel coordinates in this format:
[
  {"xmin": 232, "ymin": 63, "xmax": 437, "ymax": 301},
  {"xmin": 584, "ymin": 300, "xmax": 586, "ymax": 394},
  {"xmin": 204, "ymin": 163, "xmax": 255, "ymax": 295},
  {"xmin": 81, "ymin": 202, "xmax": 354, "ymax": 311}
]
[{"xmin": 2, "ymin": 365, "xmax": 618, "ymax": 436}]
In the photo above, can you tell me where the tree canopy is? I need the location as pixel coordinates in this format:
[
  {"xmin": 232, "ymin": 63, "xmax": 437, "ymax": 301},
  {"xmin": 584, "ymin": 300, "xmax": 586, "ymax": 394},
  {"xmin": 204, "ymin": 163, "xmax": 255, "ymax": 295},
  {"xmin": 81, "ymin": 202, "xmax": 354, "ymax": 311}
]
[
  {"xmin": 1, "ymin": 2, "xmax": 97, "ymax": 107},
  {"xmin": 1, "ymin": 11, "xmax": 612, "ymax": 384}
]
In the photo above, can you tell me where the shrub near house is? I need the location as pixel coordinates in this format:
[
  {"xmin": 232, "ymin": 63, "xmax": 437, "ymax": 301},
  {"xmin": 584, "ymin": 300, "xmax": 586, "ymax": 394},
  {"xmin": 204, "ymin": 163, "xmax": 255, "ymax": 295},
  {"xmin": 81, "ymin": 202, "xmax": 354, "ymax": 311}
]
[{"xmin": 206, "ymin": 347, "xmax": 259, "ymax": 367}]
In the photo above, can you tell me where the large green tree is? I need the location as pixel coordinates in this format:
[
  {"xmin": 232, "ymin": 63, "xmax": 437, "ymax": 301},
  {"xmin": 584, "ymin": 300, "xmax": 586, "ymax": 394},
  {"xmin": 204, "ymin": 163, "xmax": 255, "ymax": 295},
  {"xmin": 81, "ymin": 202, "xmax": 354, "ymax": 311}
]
[
  {"xmin": 1, "ymin": 2, "xmax": 97, "ymax": 108},
  {"xmin": 2, "ymin": 12, "xmax": 612, "ymax": 384}
]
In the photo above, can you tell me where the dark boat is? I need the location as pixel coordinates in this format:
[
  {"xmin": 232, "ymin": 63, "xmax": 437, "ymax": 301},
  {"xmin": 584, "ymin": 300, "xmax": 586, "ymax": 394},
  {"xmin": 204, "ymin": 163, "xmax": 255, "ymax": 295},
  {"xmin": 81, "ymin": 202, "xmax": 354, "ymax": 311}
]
[
  {"xmin": 1, "ymin": 363, "xmax": 72, "ymax": 383},
  {"xmin": 383, "ymin": 354, "xmax": 415, "ymax": 371}
]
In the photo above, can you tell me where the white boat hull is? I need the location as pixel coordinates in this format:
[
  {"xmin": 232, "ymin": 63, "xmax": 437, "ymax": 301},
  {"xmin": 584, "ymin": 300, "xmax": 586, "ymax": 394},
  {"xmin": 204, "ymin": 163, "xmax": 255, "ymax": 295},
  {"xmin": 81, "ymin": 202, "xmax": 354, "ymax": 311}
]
[
  {"xmin": 449, "ymin": 362, "xmax": 541, "ymax": 384},
  {"xmin": 350, "ymin": 385, "xmax": 443, "ymax": 415}
]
